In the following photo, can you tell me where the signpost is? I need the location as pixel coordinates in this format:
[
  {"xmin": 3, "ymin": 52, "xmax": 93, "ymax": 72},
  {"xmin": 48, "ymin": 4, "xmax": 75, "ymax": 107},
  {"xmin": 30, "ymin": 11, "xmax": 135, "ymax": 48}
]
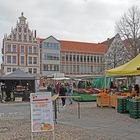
[{"xmin": 30, "ymin": 92, "xmax": 54, "ymax": 139}]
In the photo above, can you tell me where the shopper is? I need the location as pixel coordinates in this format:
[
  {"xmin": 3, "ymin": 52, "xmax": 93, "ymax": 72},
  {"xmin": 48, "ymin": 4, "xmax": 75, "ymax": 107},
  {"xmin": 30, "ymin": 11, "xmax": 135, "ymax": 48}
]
[
  {"xmin": 1, "ymin": 83, "xmax": 7, "ymax": 102},
  {"xmin": 59, "ymin": 84, "xmax": 67, "ymax": 106},
  {"xmin": 67, "ymin": 83, "xmax": 73, "ymax": 105}
]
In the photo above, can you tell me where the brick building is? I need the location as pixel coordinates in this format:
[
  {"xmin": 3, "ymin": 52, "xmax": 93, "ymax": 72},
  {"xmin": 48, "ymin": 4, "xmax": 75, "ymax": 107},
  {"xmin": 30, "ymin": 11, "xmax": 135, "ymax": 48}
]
[{"xmin": 1, "ymin": 13, "xmax": 40, "ymax": 77}]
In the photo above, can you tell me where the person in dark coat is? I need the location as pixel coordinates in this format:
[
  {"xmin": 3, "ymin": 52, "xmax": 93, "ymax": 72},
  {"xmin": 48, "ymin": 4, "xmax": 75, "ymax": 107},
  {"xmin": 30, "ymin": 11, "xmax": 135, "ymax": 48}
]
[
  {"xmin": 1, "ymin": 83, "xmax": 7, "ymax": 102},
  {"xmin": 59, "ymin": 84, "xmax": 67, "ymax": 106}
]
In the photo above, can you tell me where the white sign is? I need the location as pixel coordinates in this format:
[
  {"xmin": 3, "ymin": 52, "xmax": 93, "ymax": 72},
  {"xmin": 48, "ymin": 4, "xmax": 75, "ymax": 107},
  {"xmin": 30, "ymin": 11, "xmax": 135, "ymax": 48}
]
[
  {"xmin": 30, "ymin": 92, "xmax": 54, "ymax": 132},
  {"xmin": 15, "ymin": 97, "xmax": 22, "ymax": 102}
]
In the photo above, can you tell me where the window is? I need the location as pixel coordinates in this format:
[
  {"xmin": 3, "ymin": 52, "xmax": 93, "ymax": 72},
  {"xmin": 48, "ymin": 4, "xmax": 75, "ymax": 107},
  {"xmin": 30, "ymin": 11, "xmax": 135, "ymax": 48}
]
[
  {"xmin": 20, "ymin": 56, "xmax": 24, "ymax": 64},
  {"xmin": 33, "ymin": 68, "xmax": 37, "ymax": 74},
  {"xmin": 46, "ymin": 53, "xmax": 59, "ymax": 60},
  {"xmin": 24, "ymin": 28, "xmax": 27, "ymax": 33},
  {"xmin": 24, "ymin": 35, "xmax": 26, "ymax": 41},
  {"xmin": 54, "ymin": 65, "xmax": 59, "ymax": 71},
  {"xmin": 70, "ymin": 55, "xmax": 72, "ymax": 61},
  {"xmin": 20, "ymin": 46, "xmax": 24, "ymax": 53},
  {"xmin": 28, "ymin": 57, "xmax": 32, "ymax": 64},
  {"xmin": 12, "ymin": 56, "xmax": 16, "ymax": 64},
  {"xmin": 28, "ymin": 46, "xmax": 32, "ymax": 54},
  {"xmin": 13, "ymin": 45, "xmax": 17, "ymax": 52},
  {"xmin": 77, "ymin": 55, "xmax": 79, "ymax": 62},
  {"xmin": 7, "ymin": 56, "xmax": 11, "ymax": 63},
  {"xmin": 73, "ymin": 55, "xmax": 76, "ymax": 62},
  {"xmin": 13, "ymin": 68, "xmax": 16, "ymax": 72},
  {"xmin": 87, "ymin": 56, "xmax": 90, "ymax": 62},
  {"xmin": 43, "ymin": 64, "xmax": 48, "ymax": 71},
  {"xmin": 94, "ymin": 56, "xmax": 96, "ymax": 62},
  {"xmin": 33, "ymin": 57, "xmax": 37, "ymax": 64},
  {"xmin": 28, "ymin": 68, "xmax": 32, "ymax": 73},
  {"xmin": 18, "ymin": 34, "xmax": 21, "ymax": 41},
  {"xmin": 66, "ymin": 55, "xmax": 68, "ymax": 61},
  {"xmin": 91, "ymin": 56, "xmax": 93, "ymax": 62},
  {"xmin": 33, "ymin": 46, "xmax": 37, "ymax": 54},
  {"xmin": 84, "ymin": 56, "xmax": 86, "ymax": 62},
  {"xmin": 48, "ymin": 64, "xmax": 51, "ymax": 71},
  {"xmin": 29, "ymin": 35, "xmax": 32, "ymax": 41},
  {"xmin": 61, "ymin": 54, "xmax": 65, "ymax": 61},
  {"xmin": 13, "ymin": 34, "xmax": 16, "ymax": 40},
  {"xmin": 44, "ymin": 54, "xmax": 47, "ymax": 60},
  {"xmin": 80, "ymin": 56, "xmax": 83, "ymax": 62},
  {"xmin": 97, "ymin": 56, "xmax": 99, "ymax": 63},
  {"xmin": 7, "ymin": 68, "xmax": 11, "ymax": 72},
  {"xmin": 7, "ymin": 44, "xmax": 11, "ymax": 52},
  {"xmin": 19, "ymin": 27, "xmax": 21, "ymax": 32}
]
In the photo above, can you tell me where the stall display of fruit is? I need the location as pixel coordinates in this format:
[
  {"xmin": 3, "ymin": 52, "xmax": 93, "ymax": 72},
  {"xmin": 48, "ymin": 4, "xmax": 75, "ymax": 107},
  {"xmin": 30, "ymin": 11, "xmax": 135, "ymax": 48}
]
[
  {"xmin": 98, "ymin": 90, "xmax": 109, "ymax": 97},
  {"xmin": 114, "ymin": 92, "xmax": 131, "ymax": 97},
  {"xmin": 73, "ymin": 88, "xmax": 100, "ymax": 95},
  {"xmin": 132, "ymin": 96, "xmax": 140, "ymax": 101}
]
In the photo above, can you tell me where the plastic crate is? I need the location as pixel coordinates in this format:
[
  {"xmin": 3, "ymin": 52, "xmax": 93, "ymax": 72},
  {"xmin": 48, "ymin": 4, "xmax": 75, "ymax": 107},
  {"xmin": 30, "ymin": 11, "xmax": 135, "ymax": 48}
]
[
  {"xmin": 129, "ymin": 99, "xmax": 140, "ymax": 119},
  {"xmin": 117, "ymin": 97, "xmax": 128, "ymax": 113}
]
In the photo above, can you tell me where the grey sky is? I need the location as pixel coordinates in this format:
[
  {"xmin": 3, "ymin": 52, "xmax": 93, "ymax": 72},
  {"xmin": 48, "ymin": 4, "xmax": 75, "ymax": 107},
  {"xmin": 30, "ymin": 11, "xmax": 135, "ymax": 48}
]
[{"xmin": 0, "ymin": 0, "xmax": 139, "ymax": 49}]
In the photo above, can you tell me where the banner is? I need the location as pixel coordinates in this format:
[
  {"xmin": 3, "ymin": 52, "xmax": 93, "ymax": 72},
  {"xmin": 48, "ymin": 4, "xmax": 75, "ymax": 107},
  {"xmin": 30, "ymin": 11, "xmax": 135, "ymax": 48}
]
[{"xmin": 30, "ymin": 92, "xmax": 54, "ymax": 132}]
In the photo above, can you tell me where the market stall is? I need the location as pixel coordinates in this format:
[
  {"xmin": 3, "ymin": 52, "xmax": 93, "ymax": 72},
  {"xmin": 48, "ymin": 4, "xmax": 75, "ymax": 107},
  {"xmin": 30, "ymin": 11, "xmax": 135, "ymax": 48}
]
[
  {"xmin": 0, "ymin": 69, "xmax": 36, "ymax": 101},
  {"xmin": 106, "ymin": 54, "xmax": 140, "ymax": 76},
  {"xmin": 104, "ymin": 54, "xmax": 140, "ymax": 118}
]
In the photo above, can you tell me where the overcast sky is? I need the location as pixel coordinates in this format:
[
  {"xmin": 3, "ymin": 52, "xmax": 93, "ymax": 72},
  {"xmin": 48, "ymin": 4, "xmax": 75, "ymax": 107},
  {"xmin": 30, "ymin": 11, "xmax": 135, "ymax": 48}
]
[{"xmin": 0, "ymin": 0, "xmax": 140, "ymax": 55}]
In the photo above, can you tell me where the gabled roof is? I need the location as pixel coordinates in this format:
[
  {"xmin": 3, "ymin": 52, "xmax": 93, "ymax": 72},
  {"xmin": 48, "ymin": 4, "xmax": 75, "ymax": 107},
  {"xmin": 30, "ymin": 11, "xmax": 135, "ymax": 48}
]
[
  {"xmin": 60, "ymin": 40, "xmax": 107, "ymax": 53},
  {"xmin": 101, "ymin": 36, "xmax": 115, "ymax": 47},
  {"xmin": 37, "ymin": 36, "xmax": 108, "ymax": 53},
  {"xmin": 0, "ymin": 69, "xmax": 35, "ymax": 80}
]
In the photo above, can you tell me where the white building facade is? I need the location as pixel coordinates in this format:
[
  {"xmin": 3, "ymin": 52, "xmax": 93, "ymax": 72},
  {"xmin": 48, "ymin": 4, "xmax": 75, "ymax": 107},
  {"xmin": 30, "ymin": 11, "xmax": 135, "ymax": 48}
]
[
  {"xmin": 40, "ymin": 36, "xmax": 60, "ymax": 77},
  {"xmin": 104, "ymin": 34, "xmax": 131, "ymax": 70}
]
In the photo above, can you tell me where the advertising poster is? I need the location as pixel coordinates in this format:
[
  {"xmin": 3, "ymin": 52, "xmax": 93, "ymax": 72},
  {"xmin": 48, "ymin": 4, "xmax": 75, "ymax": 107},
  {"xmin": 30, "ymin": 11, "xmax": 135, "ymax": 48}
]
[{"xmin": 30, "ymin": 92, "xmax": 54, "ymax": 132}]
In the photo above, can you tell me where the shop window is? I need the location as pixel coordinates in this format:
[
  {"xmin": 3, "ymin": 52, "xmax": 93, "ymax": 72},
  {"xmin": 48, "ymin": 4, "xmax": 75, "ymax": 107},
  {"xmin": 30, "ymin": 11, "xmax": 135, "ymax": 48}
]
[
  {"xmin": 28, "ymin": 68, "xmax": 32, "ymax": 74},
  {"xmin": 7, "ymin": 68, "xmax": 11, "ymax": 72}
]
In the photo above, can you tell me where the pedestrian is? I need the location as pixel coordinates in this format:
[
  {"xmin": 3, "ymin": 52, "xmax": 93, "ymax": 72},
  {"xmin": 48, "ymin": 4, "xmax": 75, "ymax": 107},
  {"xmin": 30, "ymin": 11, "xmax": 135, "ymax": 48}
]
[
  {"xmin": 55, "ymin": 82, "xmax": 60, "ymax": 95},
  {"xmin": 59, "ymin": 84, "xmax": 67, "ymax": 107},
  {"xmin": 67, "ymin": 83, "xmax": 73, "ymax": 105},
  {"xmin": 1, "ymin": 83, "xmax": 7, "ymax": 103}
]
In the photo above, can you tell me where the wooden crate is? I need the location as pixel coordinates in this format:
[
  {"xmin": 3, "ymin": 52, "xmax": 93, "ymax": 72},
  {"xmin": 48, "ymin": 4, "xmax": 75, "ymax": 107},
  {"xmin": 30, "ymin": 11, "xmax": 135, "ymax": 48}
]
[
  {"xmin": 96, "ymin": 96, "xmax": 110, "ymax": 107},
  {"xmin": 110, "ymin": 95, "xmax": 117, "ymax": 108}
]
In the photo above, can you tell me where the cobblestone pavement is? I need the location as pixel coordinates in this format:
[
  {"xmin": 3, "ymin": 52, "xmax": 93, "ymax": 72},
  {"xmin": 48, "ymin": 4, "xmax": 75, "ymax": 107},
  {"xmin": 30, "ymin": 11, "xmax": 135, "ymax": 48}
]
[{"xmin": 0, "ymin": 101, "xmax": 140, "ymax": 140}]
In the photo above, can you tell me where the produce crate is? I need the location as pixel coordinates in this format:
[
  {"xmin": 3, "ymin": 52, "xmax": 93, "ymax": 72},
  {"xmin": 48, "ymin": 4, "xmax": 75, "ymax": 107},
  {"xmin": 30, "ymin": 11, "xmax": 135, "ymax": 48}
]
[
  {"xmin": 96, "ymin": 96, "xmax": 110, "ymax": 107},
  {"xmin": 129, "ymin": 99, "xmax": 140, "ymax": 119},
  {"xmin": 117, "ymin": 97, "xmax": 128, "ymax": 113},
  {"xmin": 126, "ymin": 98, "xmax": 130, "ymax": 112},
  {"xmin": 110, "ymin": 95, "xmax": 117, "ymax": 108}
]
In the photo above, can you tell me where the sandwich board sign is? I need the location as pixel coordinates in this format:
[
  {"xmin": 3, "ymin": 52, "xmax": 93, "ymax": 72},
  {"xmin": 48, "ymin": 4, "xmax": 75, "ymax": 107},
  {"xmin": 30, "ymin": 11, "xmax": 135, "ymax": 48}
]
[{"xmin": 30, "ymin": 92, "xmax": 54, "ymax": 132}]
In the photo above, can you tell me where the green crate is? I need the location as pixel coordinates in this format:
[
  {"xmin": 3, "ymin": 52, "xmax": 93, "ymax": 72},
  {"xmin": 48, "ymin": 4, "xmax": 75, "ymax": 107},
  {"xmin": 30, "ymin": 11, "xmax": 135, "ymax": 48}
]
[{"xmin": 117, "ymin": 98, "xmax": 128, "ymax": 113}]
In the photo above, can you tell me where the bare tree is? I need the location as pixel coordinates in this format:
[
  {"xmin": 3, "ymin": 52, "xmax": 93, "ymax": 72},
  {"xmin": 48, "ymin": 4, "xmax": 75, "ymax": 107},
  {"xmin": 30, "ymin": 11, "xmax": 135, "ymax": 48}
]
[{"xmin": 116, "ymin": 6, "xmax": 140, "ymax": 58}]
